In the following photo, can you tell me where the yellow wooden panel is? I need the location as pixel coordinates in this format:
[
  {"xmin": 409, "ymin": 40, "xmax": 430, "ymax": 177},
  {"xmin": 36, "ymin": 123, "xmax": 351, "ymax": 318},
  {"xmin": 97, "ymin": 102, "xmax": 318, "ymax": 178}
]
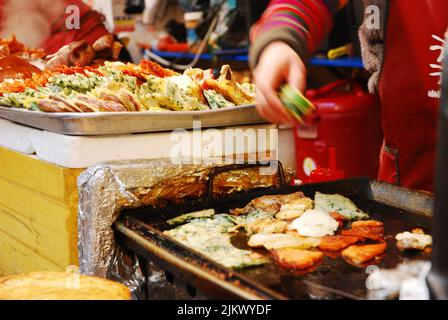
[
  {"xmin": 0, "ymin": 206, "xmax": 76, "ymax": 269},
  {"xmin": 0, "ymin": 147, "xmax": 84, "ymax": 203},
  {"xmin": 63, "ymin": 168, "xmax": 84, "ymax": 207},
  {"xmin": 0, "ymin": 177, "xmax": 77, "ymax": 237},
  {"xmin": 0, "ymin": 147, "xmax": 82, "ymax": 276},
  {"xmin": 0, "ymin": 229, "xmax": 64, "ymax": 275}
]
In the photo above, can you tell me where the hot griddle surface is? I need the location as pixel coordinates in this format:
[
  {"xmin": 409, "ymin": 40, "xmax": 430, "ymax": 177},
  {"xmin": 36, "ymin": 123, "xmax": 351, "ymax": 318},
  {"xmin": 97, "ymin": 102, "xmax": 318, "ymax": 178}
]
[
  {"xmin": 117, "ymin": 178, "xmax": 433, "ymax": 300},
  {"xmin": 234, "ymin": 196, "xmax": 431, "ymax": 300}
]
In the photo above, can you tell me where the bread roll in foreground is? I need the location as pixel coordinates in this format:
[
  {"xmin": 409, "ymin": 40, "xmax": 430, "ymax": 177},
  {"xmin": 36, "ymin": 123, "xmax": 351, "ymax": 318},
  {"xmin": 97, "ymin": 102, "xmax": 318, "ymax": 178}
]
[{"xmin": 0, "ymin": 272, "xmax": 131, "ymax": 300}]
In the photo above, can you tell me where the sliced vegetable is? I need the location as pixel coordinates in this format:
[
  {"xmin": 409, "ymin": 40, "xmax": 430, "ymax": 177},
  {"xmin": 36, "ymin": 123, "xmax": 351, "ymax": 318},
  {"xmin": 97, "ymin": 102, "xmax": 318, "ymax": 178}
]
[{"xmin": 279, "ymin": 84, "xmax": 315, "ymax": 123}]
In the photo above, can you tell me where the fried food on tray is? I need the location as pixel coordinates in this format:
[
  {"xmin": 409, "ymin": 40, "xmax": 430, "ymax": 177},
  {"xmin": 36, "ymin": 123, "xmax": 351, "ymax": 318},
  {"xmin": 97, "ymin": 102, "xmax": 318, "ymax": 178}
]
[
  {"xmin": 248, "ymin": 233, "xmax": 320, "ymax": 250},
  {"xmin": 203, "ymin": 78, "xmax": 252, "ymax": 105},
  {"xmin": 250, "ymin": 196, "xmax": 282, "ymax": 215},
  {"xmin": 0, "ymin": 55, "xmax": 44, "ymax": 82},
  {"xmin": 0, "ymin": 54, "xmax": 253, "ymax": 112},
  {"xmin": 202, "ymin": 65, "xmax": 254, "ymax": 105},
  {"xmin": 105, "ymin": 59, "xmax": 178, "ymax": 80},
  {"xmin": 167, "ymin": 209, "xmax": 215, "ymax": 226},
  {"xmin": 341, "ymin": 243, "xmax": 387, "ymax": 266},
  {"xmin": 341, "ymin": 220, "xmax": 384, "ymax": 242},
  {"xmin": 0, "ymin": 36, "xmax": 45, "ymax": 59},
  {"xmin": 230, "ymin": 192, "xmax": 308, "ymax": 216},
  {"xmin": 92, "ymin": 35, "xmax": 123, "ymax": 61},
  {"xmin": 249, "ymin": 233, "xmax": 297, "ymax": 248},
  {"xmin": 247, "ymin": 217, "xmax": 288, "ymax": 235},
  {"xmin": 230, "ymin": 196, "xmax": 278, "ymax": 216},
  {"xmin": 164, "ymin": 214, "xmax": 268, "ymax": 269},
  {"xmin": 46, "ymin": 35, "xmax": 124, "ymax": 69},
  {"xmin": 37, "ymin": 99, "xmax": 73, "ymax": 113},
  {"xmin": 288, "ymin": 209, "xmax": 339, "ymax": 237},
  {"xmin": 275, "ymin": 197, "xmax": 314, "ymax": 220},
  {"xmin": 271, "ymin": 248, "xmax": 324, "ymax": 270},
  {"xmin": 314, "ymin": 192, "xmax": 369, "ymax": 220},
  {"xmin": 395, "ymin": 229, "xmax": 432, "ymax": 252},
  {"xmin": 319, "ymin": 235, "xmax": 361, "ymax": 252},
  {"xmin": 47, "ymin": 40, "xmax": 95, "ymax": 70},
  {"xmin": 352, "ymin": 220, "xmax": 383, "ymax": 228},
  {"xmin": 329, "ymin": 212, "xmax": 349, "ymax": 228}
]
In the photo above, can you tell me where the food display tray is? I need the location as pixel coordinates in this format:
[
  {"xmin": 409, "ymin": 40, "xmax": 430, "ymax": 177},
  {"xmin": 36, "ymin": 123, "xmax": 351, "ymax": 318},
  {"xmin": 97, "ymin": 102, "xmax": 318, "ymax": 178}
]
[{"xmin": 0, "ymin": 104, "xmax": 266, "ymax": 136}]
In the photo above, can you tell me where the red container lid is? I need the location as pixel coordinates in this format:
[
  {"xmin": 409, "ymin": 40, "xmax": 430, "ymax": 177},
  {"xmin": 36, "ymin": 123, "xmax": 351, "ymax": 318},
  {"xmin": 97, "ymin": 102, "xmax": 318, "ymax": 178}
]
[{"xmin": 306, "ymin": 80, "xmax": 379, "ymax": 115}]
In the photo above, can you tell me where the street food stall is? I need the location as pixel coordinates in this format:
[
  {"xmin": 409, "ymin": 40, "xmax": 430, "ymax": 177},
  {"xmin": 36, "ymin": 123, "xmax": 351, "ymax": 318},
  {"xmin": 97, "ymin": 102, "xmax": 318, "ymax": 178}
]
[
  {"xmin": 0, "ymin": 0, "xmax": 447, "ymax": 302},
  {"xmin": 0, "ymin": 35, "xmax": 281, "ymax": 278}
]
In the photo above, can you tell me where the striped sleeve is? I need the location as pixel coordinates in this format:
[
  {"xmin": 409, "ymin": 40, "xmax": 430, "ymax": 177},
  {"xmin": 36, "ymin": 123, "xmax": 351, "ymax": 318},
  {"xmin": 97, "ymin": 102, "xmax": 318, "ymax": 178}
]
[{"xmin": 250, "ymin": 0, "xmax": 348, "ymax": 68}]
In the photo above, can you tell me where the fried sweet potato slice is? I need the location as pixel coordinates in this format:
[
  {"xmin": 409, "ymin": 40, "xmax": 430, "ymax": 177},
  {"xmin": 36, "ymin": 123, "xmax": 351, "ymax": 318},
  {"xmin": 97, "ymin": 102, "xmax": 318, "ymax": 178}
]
[
  {"xmin": 271, "ymin": 248, "xmax": 324, "ymax": 270},
  {"xmin": 341, "ymin": 220, "xmax": 384, "ymax": 241},
  {"xmin": 352, "ymin": 220, "xmax": 384, "ymax": 229},
  {"xmin": 341, "ymin": 243, "xmax": 387, "ymax": 266},
  {"xmin": 318, "ymin": 235, "xmax": 361, "ymax": 252}
]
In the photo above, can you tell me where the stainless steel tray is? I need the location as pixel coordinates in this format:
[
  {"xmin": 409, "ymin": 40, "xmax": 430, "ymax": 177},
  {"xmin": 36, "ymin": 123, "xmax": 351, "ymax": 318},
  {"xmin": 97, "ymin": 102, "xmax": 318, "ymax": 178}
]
[{"xmin": 0, "ymin": 104, "xmax": 266, "ymax": 136}]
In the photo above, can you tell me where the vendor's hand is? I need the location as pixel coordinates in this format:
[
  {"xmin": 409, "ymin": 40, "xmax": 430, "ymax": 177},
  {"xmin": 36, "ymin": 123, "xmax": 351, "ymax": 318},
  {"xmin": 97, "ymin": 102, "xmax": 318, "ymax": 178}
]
[{"xmin": 254, "ymin": 41, "xmax": 307, "ymax": 124}]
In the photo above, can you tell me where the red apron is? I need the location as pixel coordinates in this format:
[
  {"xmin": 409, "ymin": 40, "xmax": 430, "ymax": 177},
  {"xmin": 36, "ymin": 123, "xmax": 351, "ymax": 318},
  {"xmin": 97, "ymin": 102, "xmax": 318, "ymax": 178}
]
[{"xmin": 378, "ymin": 0, "xmax": 448, "ymax": 192}]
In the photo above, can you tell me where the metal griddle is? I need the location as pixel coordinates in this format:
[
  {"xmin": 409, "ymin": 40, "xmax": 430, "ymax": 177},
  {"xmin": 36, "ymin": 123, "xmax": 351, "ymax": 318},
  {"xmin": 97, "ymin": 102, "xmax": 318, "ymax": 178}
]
[
  {"xmin": 115, "ymin": 176, "xmax": 433, "ymax": 300},
  {"xmin": 0, "ymin": 104, "xmax": 265, "ymax": 135}
]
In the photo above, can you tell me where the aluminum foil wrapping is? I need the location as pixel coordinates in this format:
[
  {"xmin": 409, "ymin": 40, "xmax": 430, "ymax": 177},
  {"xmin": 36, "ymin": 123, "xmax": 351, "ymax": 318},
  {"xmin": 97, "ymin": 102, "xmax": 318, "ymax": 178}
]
[{"xmin": 77, "ymin": 158, "xmax": 287, "ymax": 296}]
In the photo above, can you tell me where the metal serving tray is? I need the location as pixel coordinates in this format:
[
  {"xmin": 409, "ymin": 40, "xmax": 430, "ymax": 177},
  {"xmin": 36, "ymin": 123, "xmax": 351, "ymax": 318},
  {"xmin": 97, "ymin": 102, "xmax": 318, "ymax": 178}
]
[{"xmin": 0, "ymin": 104, "xmax": 266, "ymax": 136}]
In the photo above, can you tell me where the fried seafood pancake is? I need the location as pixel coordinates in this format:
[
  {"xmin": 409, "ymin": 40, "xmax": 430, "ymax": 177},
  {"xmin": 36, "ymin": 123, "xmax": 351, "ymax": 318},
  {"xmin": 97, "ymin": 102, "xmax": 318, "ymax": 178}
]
[
  {"xmin": 230, "ymin": 192, "xmax": 307, "ymax": 216},
  {"xmin": 395, "ymin": 229, "xmax": 432, "ymax": 252},
  {"xmin": 202, "ymin": 65, "xmax": 254, "ymax": 105},
  {"xmin": 275, "ymin": 197, "xmax": 314, "ymax": 220}
]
